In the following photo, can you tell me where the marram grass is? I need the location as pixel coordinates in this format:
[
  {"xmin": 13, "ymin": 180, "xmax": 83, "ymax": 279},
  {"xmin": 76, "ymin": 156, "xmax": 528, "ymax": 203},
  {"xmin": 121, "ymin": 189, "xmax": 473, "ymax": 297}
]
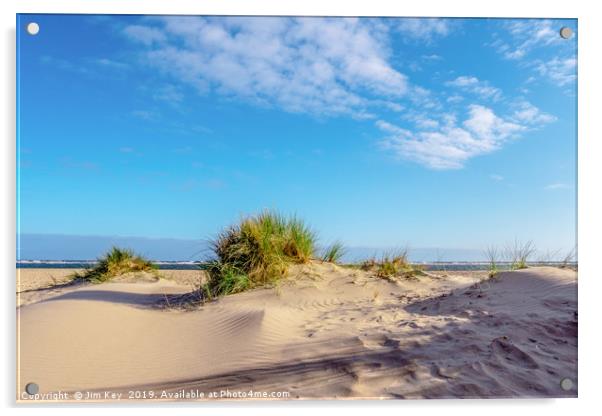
[
  {"xmin": 321, "ymin": 241, "xmax": 346, "ymax": 263},
  {"xmin": 361, "ymin": 250, "xmax": 424, "ymax": 280},
  {"xmin": 203, "ymin": 211, "xmax": 317, "ymax": 298},
  {"xmin": 73, "ymin": 247, "xmax": 157, "ymax": 283}
]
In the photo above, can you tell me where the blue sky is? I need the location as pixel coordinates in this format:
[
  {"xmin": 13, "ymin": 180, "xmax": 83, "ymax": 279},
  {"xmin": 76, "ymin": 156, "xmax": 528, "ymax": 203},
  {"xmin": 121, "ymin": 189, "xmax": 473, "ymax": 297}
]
[{"xmin": 17, "ymin": 15, "xmax": 577, "ymax": 260}]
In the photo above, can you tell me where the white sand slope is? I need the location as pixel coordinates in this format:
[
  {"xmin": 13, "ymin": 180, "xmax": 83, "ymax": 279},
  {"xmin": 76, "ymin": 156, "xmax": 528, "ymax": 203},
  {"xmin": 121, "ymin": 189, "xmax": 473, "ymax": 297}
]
[{"xmin": 17, "ymin": 264, "xmax": 577, "ymax": 401}]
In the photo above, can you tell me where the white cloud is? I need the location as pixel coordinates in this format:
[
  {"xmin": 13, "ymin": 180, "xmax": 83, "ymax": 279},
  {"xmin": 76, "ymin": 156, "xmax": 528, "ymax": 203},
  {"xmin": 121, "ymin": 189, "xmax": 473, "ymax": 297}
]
[
  {"xmin": 446, "ymin": 94, "xmax": 464, "ymax": 104},
  {"xmin": 41, "ymin": 56, "xmax": 128, "ymax": 78},
  {"xmin": 446, "ymin": 76, "xmax": 502, "ymax": 101},
  {"xmin": 491, "ymin": 20, "xmax": 576, "ymax": 90},
  {"xmin": 403, "ymin": 111, "xmax": 440, "ymax": 130},
  {"xmin": 422, "ymin": 54, "xmax": 443, "ymax": 61},
  {"xmin": 124, "ymin": 17, "xmax": 409, "ymax": 117},
  {"xmin": 123, "ymin": 25, "xmax": 166, "ymax": 46},
  {"xmin": 119, "ymin": 17, "xmax": 559, "ymax": 172},
  {"xmin": 535, "ymin": 57, "xmax": 576, "ymax": 87},
  {"xmin": 397, "ymin": 18, "xmax": 453, "ymax": 42},
  {"xmin": 545, "ymin": 183, "xmax": 570, "ymax": 190},
  {"xmin": 152, "ymin": 84, "xmax": 184, "ymax": 104},
  {"xmin": 408, "ymin": 86, "xmax": 441, "ymax": 110},
  {"xmin": 490, "ymin": 174, "xmax": 504, "ymax": 181},
  {"xmin": 463, "ymin": 105, "xmax": 523, "ymax": 141},
  {"xmin": 380, "ymin": 101, "xmax": 405, "ymax": 112},
  {"xmin": 494, "ymin": 20, "xmax": 562, "ymax": 61},
  {"xmin": 377, "ymin": 105, "xmax": 524, "ymax": 170},
  {"xmin": 375, "ymin": 120, "xmax": 405, "ymax": 134},
  {"xmin": 511, "ymin": 100, "xmax": 556, "ymax": 124},
  {"xmin": 131, "ymin": 110, "xmax": 158, "ymax": 121},
  {"xmin": 95, "ymin": 58, "xmax": 129, "ymax": 70}
]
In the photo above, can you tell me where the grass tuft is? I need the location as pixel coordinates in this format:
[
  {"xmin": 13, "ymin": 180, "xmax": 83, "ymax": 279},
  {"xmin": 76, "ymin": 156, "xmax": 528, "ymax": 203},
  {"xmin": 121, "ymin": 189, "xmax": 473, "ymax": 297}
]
[
  {"xmin": 202, "ymin": 210, "xmax": 317, "ymax": 298},
  {"xmin": 504, "ymin": 239, "xmax": 536, "ymax": 270},
  {"xmin": 73, "ymin": 247, "xmax": 157, "ymax": 283},
  {"xmin": 361, "ymin": 249, "xmax": 423, "ymax": 280},
  {"xmin": 561, "ymin": 247, "xmax": 576, "ymax": 269},
  {"xmin": 485, "ymin": 245, "xmax": 500, "ymax": 278},
  {"xmin": 321, "ymin": 241, "xmax": 346, "ymax": 263}
]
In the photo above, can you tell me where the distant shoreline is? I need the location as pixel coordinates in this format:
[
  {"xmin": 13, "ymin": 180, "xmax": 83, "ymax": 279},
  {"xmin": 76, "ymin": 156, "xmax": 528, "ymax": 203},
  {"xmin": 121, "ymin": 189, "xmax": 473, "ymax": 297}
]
[{"xmin": 16, "ymin": 261, "xmax": 577, "ymax": 271}]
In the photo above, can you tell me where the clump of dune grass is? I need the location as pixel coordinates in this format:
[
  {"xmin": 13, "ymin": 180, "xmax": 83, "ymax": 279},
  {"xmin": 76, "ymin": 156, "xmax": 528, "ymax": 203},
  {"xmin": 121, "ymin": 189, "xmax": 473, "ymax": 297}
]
[
  {"xmin": 203, "ymin": 263, "xmax": 250, "ymax": 296},
  {"xmin": 360, "ymin": 258, "xmax": 377, "ymax": 271},
  {"xmin": 560, "ymin": 247, "xmax": 577, "ymax": 269},
  {"xmin": 376, "ymin": 252, "xmax": 412, "ymax": 279},
  {"xmin": 505, "ymin": 239, "xmax": 536, "ymax": 270},
  {"xmin": 485, "ymin": 245, "xmax": 500, "ymax": 278},
  {"xmin": 361, "ymin": 249, "xmax": 424, "ymax": 280},
  {"xmin": 202, "ymin": 211, "xmax": 317, "ymax": 298},
  {"xmin": 321, "ymin": 241, "xmax": 346, "ymax": 263},
  {"xmin": 73, "ymin": 247, "xmax": 157, "ymax": 283}
]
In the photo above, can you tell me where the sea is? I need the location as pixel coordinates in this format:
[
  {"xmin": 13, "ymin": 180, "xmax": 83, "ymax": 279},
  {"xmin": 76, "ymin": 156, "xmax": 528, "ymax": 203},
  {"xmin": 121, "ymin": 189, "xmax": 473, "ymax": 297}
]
[{"xmin": 15, "ymin": 260, "xmax": 575, "ymax": 271}]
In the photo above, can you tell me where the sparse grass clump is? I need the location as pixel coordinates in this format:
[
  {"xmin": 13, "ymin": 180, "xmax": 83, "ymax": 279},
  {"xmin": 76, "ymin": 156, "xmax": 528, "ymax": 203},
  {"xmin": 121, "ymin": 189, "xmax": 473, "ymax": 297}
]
[
  {"xmin": 360, "ymin": 258, "xmax": 377, "ymax": 270},
  {"xmin": 321, "ymin": 241, "xmax": 346, "ymax": 263},
  {"xmin": 203, "ymin": 211, "xmax": 317, "ymax": 298},
  {"xmin": 485, "ymin": 245, "xmax": 500, "ymax": 278},
  {"xmin": 561, "ymin": 247, "xmax": 576, "ymax": 269},
  {"xmin": 74, "ymin": 247, "xmax": 157, "ymax": 283},
  {"xmin": 505, "ymin": 239, "xmax": 536, "ymax": 270},
  {"xmin": 361, "ymin": 249, "xmax": 423, "ymax": 280}
]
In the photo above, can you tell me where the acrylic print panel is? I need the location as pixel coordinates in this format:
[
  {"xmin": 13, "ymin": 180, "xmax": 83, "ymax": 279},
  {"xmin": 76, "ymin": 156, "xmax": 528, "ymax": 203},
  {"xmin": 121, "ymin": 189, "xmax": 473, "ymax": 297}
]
[{"xmin": 16, "ymin": 14, "xmax": 577, "ymax": 402}]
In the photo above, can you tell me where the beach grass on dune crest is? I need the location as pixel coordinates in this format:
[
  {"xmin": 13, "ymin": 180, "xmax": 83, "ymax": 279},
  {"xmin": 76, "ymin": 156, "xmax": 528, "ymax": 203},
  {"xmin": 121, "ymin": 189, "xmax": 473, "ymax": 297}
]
[
  {"xmin": 321, "ymin": 241, "xmax": 346, "ymax": 263},
  {"xmin": 202, "ymin": 211, "xmax": 317, "ymax": 298},
  {"xmin": 504, "ymin": 239, "xmax": 536, "ymax": 271},
  {"xmin": 73, "ymin": 247, "xmax": 157, "ymax": 283},
  {"xmin": 361, "ymin": 249, "xmax": 424, "ymax": 280},
  {"xmin": 485, "ymin": 245, "xmax": 501, "ymax": 278}
]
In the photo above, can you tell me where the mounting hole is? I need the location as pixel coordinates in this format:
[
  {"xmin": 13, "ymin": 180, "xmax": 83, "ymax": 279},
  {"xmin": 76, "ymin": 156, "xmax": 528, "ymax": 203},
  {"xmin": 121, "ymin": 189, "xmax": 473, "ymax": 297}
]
[
  {"xmin": 25, "ymin": 382, "xmax": 39, "ymax": 395},
  {"xmin": 560, "ymin": 377, "xmax": 574, "ymax": 391},
  {"xmin": 559, "ymin": 27, "xmax": 573, "ymax": 39},
  {"xmin": 26, "ymin": 22, "xmax": 40, "ymax": 36}
]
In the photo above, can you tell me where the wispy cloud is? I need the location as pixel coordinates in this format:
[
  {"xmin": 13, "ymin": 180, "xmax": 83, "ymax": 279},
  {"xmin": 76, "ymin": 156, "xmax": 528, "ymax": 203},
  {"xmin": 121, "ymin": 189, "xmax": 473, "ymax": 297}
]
[
  {"xmin": 124, "ymin": 16, "xmax": 410, "ymax": 118},
  {"xmin": 40, "ymin": 55, "xmax": 91, "ymax": 75},
  {"xmin": 510, "ymin": 100, "xmax": 556, "ymax": 124},
  {"xmin": 378, "ymin": 96, "xmax": 554, "ymax": 169},
  {"xmin": 59, "ymin": 157, "xmax": 100, "ymax": 171},
  {"xmin": 545, "ymin": 183, "xmax": 570, "ymax": 190},
  {"xmin": 446, "ymin": 94, "xmax": 464, "ymax": 104},
  {"xmin": 493, "ymin": 20, "xmax": 562, "ymax": 60},
  {"xmin": 446, "ymin": 76, "xmax": 502, "ymax": 101},
  {"xmin": 402, "ymin": 111, "xmax": 440, "ymax": 130},
  {"xmin": 131, "ymin": 109, "xmax": 158, "ymax": 121},
  {"xmin": 152, "ymin": 84, "xmax": 184, "ymax": 105},
  {"xmin": 396, "ymin": 18, "xmax": 455, "ymax": 43},
  {"xmin": 377, "ymin": 105, "xmax": 524, "ymax": 169},
  {"xmin": 490, "ymin": 19, "xmax": 576, "ymax": 89},
  {"xmin": 119, "ymin": 16, "xmax": 559, "ymax": 171},
  {"xmin": 95, "ymin": 58, "xmax": 130, "ymax": 70},
  {"xmin": 41, "ymin": 55, "xmax": 130, "ymax": 77},
  {"xmin": 534, "ymin": 57, "xmax": 576, "ymax": 87},
  {"xmin": 490, "ymin": 174, "xmax": 504, "ymax": 181},
  {"xmin": 123, "ymin": 25, "xmax": 166, "ymax": 46},
  {"xmin": 422, "ymin": 54, "xmax": 443, "ymax": 61}
]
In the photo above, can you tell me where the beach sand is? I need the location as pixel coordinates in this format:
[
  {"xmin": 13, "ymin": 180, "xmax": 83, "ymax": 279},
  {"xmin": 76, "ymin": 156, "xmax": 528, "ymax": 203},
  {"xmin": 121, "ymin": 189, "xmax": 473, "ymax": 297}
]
[{"xmin": 16, "ymin": 264, "xmax": 577, "ymax": 401}]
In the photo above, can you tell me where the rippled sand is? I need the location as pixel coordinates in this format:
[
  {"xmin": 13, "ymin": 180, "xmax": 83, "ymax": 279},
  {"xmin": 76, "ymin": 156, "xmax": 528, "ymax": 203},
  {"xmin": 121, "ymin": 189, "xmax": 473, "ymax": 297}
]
[{"xmin": 17, "ymin": 264, "xmax": 577, "ymax": 401}]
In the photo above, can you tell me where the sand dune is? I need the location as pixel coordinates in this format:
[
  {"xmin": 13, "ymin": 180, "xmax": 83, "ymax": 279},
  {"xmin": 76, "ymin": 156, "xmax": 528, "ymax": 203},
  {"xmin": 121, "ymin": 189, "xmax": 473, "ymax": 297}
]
[{"xmin": 17, "ymin": 264, "xmax": 577, "ymax": 401}]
